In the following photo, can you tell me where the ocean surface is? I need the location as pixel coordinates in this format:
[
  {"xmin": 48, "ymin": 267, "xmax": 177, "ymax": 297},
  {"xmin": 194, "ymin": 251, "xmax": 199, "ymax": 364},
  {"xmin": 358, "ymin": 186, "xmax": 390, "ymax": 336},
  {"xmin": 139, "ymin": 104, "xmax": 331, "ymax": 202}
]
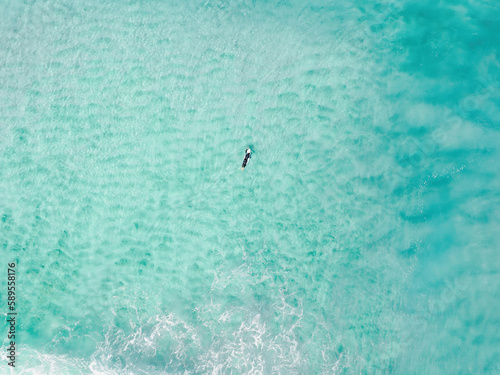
[{"xmin": 1, "ymin": 0, "xmax": 499, "ymax": 373}]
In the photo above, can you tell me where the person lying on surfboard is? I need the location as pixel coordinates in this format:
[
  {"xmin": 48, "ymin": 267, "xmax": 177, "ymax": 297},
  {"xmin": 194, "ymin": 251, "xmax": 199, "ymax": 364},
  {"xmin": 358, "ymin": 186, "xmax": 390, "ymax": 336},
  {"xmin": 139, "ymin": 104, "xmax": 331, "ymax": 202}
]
[{"xmin": 241, "ymin": 147, "xmax": 251, "ymax": 170}]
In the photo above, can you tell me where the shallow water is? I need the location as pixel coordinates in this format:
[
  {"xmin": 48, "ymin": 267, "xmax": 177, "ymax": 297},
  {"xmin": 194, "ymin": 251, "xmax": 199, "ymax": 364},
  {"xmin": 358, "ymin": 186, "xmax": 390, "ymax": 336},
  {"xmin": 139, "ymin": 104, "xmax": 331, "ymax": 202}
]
[{"xmin": 1, "ymin": 0, "xmax": 499, "ymax": 373}]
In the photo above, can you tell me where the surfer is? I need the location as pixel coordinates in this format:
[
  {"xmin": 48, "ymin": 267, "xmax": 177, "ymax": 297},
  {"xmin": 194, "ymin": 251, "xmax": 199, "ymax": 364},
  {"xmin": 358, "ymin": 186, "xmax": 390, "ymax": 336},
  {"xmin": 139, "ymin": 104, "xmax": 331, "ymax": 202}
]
[{"xmin": 241, "ymin": 147, "xmax": 251, "ymax": 170}]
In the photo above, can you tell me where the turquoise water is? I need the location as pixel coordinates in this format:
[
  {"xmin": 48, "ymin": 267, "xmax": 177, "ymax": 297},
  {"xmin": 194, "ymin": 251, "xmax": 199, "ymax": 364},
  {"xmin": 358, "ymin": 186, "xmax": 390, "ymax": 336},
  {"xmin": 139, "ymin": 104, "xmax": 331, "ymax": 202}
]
[{"xmin": 1, "ymin": 0, "xmax": 499, "ymax": 373}]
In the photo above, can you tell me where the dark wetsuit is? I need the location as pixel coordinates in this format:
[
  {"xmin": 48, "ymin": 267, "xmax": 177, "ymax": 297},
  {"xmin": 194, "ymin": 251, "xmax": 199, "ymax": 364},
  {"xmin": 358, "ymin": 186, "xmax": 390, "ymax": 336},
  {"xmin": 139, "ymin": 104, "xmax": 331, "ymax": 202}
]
[{"xmin": 242, "ymin": 148, "xmax": 251, "ymax": 169}]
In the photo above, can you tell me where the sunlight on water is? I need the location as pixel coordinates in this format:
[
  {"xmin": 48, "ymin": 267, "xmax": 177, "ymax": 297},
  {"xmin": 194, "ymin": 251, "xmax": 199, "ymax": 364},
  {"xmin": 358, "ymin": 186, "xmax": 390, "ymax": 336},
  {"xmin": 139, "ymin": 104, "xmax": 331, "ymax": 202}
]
[{"xmin": 0, "ymin": 0, "xmax": 499, "ymax": 373}]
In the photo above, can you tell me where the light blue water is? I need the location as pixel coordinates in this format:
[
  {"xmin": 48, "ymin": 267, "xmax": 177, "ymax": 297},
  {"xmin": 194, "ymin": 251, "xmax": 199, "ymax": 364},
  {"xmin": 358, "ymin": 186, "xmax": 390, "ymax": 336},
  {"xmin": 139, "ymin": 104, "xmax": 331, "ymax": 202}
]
[{"xmin": 1, "ymin": 0, "xmax": 499, "ymax": 374}]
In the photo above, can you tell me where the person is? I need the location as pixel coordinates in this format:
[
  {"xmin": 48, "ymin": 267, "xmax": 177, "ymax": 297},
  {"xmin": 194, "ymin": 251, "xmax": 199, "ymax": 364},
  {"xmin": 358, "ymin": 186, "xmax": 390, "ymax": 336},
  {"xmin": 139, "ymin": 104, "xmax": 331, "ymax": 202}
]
[{"xmin": 241, "ymin": 147, "xmax": 251, "ymax": 170}]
